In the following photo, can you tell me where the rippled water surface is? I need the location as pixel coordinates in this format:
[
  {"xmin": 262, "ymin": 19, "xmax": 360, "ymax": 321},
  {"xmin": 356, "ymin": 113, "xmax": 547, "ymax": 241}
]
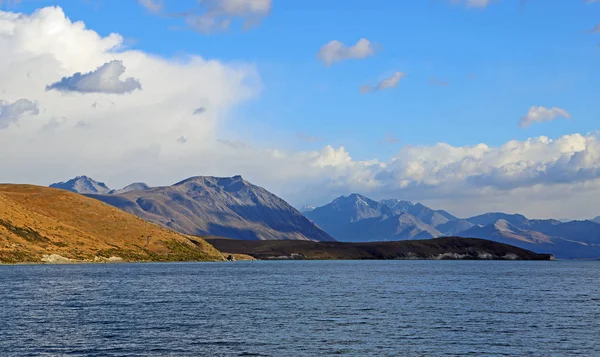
[{"xmin": 1, "ymin": 261, "xmax": 599, "ymax": 356}]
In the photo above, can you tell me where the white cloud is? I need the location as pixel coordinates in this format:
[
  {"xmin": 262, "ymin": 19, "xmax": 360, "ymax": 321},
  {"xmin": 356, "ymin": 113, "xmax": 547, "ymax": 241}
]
[
  {"xmin": 46, "ymin": 60, "xmax": 142, "ymax": 94},
  {"xmin": 361, "ymin": 72, "xmax": 405, "ymax": 93},
  {"xmin": 318, "ymin": 38, "xmax": 376, "ymax": 67},
  {"xmin": 0, "ymin": 5, "xmax": 257, "ymax": 185},
  {"xmin": 519, "ymin": 106, "xmax": 571, "ymax": 128},
  {"xmin": 0, "ymin": 99, "xmax": 38, "ymax": 129},
  {"xmin": 277, "ymin": 133, "xmax": 600, "ymax": 219},
  {"xmin": 185, "ymin": 0, "xmax": 272, "ymax": 34}
]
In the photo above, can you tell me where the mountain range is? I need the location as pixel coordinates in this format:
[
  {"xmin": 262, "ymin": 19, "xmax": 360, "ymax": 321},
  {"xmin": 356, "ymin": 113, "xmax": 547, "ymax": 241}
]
[
  {"xmin": 50, "ymin": 176, "xmax": 151, "ymax": 195},
  {"xmin": 304, "ymin": 193, "xmax": 600, "ymax": 259},
  {"xmin": 48, "ymin": 176, "xmax": 600, "ymax": 259},
  {"xmin": 51, "ymin": 175, "xmax": 333, "ymax": 242}
]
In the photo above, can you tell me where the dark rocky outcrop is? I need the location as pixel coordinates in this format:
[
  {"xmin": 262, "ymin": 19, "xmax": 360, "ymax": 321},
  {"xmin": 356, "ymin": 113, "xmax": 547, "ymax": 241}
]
[{"xmin": 205, "ymin": 237, "xmax": 554, "ymax": 261}]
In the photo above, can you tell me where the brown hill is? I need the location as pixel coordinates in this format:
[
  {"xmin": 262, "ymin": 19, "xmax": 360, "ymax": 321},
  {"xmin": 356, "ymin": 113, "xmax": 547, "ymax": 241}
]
[{"xmin": 0, "ymin": 185, "xmax": 224, "ymax": 263}]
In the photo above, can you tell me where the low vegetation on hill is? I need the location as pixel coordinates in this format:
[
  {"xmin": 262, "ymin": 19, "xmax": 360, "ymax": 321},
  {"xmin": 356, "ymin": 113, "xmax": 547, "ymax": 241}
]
[{"xmin": 0, "ymin": 185, "xmax": 224, "ymax": 263}]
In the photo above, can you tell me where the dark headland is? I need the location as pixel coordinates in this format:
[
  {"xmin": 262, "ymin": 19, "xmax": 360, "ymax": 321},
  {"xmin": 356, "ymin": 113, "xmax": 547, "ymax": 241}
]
[{"xmin": 206, "ymin": 237, "xmax": 554, "ymax": 261}]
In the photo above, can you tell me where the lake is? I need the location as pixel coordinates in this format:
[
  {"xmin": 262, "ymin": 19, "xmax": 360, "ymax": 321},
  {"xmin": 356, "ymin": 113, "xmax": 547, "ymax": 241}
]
[{"xmin": 1, "ymin": 261, "xmax": 599, "ymax": 356}]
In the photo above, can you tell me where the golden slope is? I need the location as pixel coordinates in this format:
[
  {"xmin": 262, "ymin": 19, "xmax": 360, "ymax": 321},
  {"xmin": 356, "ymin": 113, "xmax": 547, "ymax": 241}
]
[{"xmin": 0, "ymin": 185, "xmax": 224, "ymax": 263}]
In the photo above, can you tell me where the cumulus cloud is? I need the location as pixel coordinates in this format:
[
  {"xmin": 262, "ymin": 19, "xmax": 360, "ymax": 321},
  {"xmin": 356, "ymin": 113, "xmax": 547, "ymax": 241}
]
[
  {"xmin": 0, "ymin": 99, "xmax": 39, "ymax": 129},
  {"xmin": 46, "ymin": 60, "xmax": 142, "ymax": 94},
  {"xmin": 318, "ymin": 39, "xmax": 376, "ymax": 67},
  {"xmin": 519, "ymin": 106, "xmax": 572, "ymax": 128},
  {"xmin": 361, "ymin": 72, "xmax": 405, "ymax": 93},
  {"xmin": 0, "ymin": 6, "xmax": 257, "ymax": 186}
]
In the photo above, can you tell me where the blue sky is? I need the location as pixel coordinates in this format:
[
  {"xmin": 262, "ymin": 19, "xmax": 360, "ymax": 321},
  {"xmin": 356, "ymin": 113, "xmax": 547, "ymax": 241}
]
[
  {"xmin": 1, "ymin": 0, "xmax": 599, "ymax": 218},
  {"xmin": 11, "ymin": 0, "xmax": 600, "ymax": 159}
]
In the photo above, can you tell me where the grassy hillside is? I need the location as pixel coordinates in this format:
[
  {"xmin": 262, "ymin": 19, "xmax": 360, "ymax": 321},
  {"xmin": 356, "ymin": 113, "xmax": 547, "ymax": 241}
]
[
  {"xmin": 0, "ymin": 185, "xmax": 224, "ymax": 263},
  {"xmin": 206, "ymin": 237, "xmax": 554, "ymax": 261}
]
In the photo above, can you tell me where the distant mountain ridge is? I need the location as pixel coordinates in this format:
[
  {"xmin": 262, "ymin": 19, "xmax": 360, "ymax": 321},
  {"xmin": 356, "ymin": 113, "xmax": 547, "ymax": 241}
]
[
  {"xmin": 305, "ymin": 194, "xmax": 600, "ymax": 259},
  {"xmin": 48, "ymin": 176, "xmax": 600, "ymax": 258},
  {"xmin": 380, "ymin": 198, "xmax": 457, "ymax": 226},
  {"xmin": 305, "ymin": 194, "xmax": 442, "ymax": 242},
  {"xmin": 62, "ymin": 175, "xmax": 335, "ymax": 242},
  {"xmin": 49, "ymin": 176, "xmax": 150, "ymax": 195}
]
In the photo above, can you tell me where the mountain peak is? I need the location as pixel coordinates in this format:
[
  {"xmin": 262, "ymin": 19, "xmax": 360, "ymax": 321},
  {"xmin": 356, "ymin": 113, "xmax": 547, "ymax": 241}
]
[
  {"xmin": 108, "ymin": 182, "xmax": 150, "ymax": 195},
  {"xmin": 467, "ymin": 212, "xmax": 529, "ymax": 227},
  {"xmin": 380, "ymin": 198, "xmax": 414, "ymax": 212},
  {"xmin": 300, "ymin": 205, "xmax": 316, "ymax": 213},
  {"xmin": 331, "ymin": 194, "xmax": 385, "ymax": 211},
  {"xmin": 50, "ymin": 176, "xmax": 110, "ymax": 194},
  {"xmin": 334, "ymin": 193, "xmax": 368, "ymax": 202},
  {"xmin": 174, "ymin": 175, "xmax": 247, "ymax": 186},
  {"xmin": 89, "ymin": 175, "xmax": 334, "ymax": 242}
]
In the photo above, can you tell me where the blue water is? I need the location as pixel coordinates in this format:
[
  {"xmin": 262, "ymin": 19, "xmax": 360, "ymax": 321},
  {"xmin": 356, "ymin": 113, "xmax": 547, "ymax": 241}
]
[{"xmin": 0, "ymin": 261, "xmax": 599, "ymax": 356}]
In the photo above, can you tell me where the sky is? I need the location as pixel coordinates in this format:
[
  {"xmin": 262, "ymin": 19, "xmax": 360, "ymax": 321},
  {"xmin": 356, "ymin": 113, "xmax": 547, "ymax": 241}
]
[{"xmin": 0, "ymin": 0, "xmax": 599, "ymax": 219}]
